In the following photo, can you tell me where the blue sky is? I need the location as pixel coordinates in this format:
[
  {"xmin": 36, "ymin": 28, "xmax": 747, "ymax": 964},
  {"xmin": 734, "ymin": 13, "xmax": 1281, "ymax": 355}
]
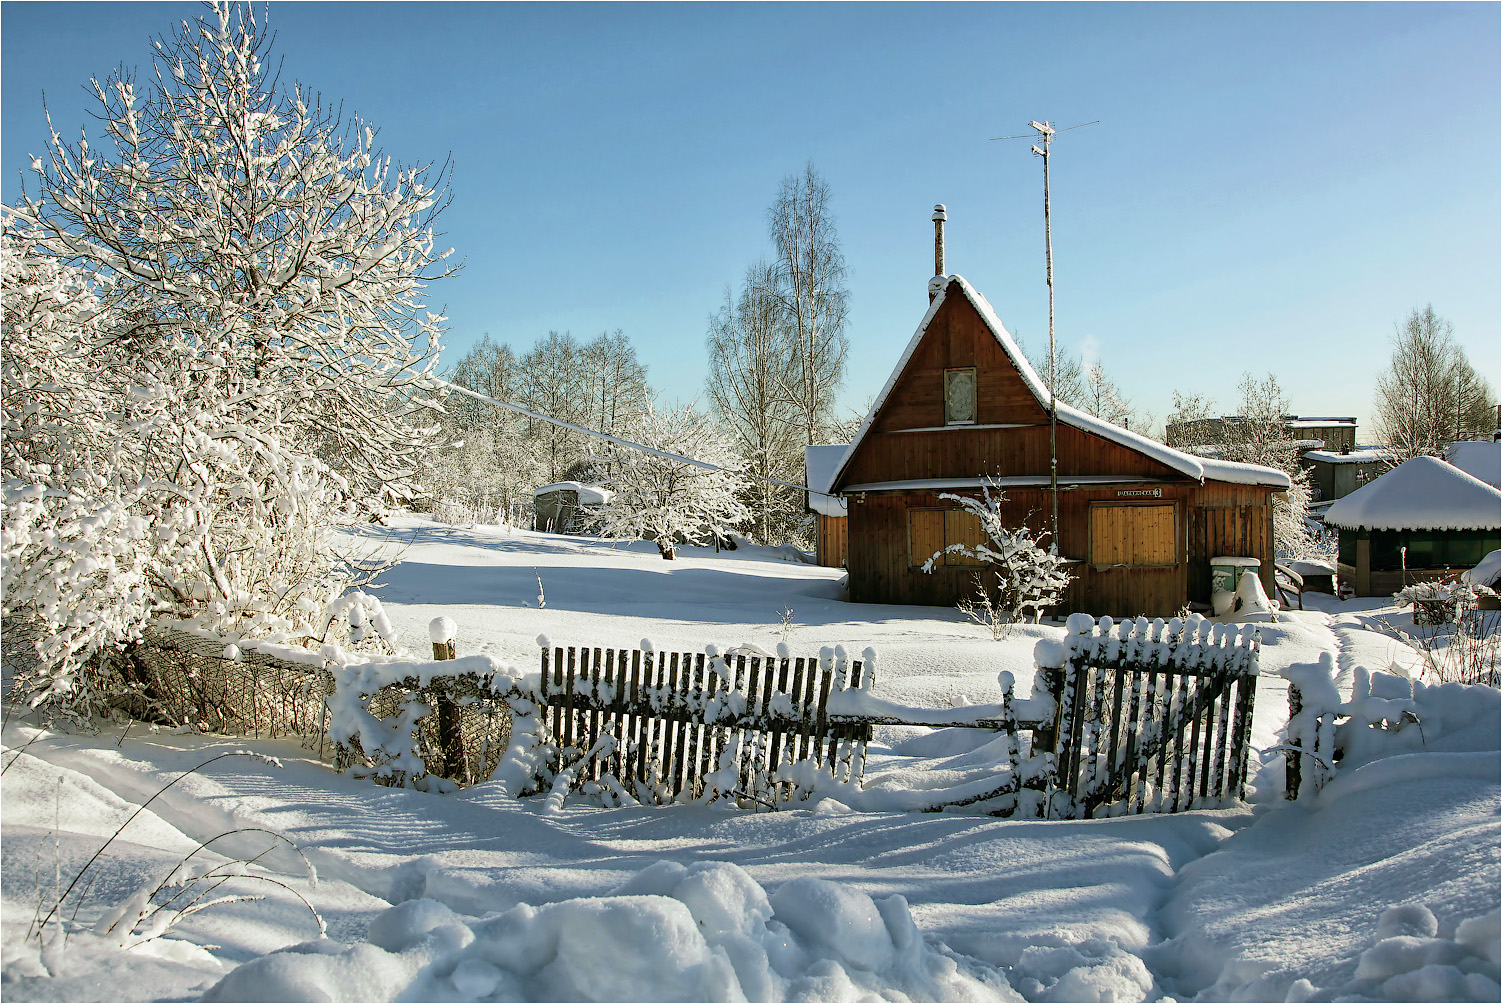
[{"xmin": 4, "ymin": 2, "xmax": 1498, "ymax": 438}]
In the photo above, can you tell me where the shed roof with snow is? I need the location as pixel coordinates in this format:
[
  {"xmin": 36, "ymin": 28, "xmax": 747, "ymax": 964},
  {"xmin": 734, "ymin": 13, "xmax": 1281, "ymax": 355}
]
[
  {"xmin": 804, "ymin": 445, "xmax": 849, "ymax": 517},
  {"xmin": 532, "ymin": 482, "xmax": 613, "ymax": 505},
  {"xmin": 1323, "ymin": 456, "xmax": 1502, "ymax": 531},
  {"xmin": 1445, "ymin": 440, "xmax": 1501, "ymax": 489}
]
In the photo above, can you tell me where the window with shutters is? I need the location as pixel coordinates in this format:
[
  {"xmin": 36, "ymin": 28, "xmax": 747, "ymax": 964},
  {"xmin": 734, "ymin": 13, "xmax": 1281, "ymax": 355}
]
[
  {"xmin": 909, "ymin": 507, "xmax": 987, "ymax": 567},
  {"xmin": 1089, "ymin": 503, "xmax": 1177, "ymax": 568}
]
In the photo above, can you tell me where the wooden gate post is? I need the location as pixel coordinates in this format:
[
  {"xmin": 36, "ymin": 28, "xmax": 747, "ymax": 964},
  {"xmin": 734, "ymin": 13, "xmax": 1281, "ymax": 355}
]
[
  {"xmin": 430, "ymin": 617, "xmax": 463, "ymax": 781},
  {"xmin": 1033, "ymin": 663, "xmax": 1066, "ymax": 755},
  {"xmin": 1284, "ymin": 682, "xmax": 1302, "ymax": 800}
]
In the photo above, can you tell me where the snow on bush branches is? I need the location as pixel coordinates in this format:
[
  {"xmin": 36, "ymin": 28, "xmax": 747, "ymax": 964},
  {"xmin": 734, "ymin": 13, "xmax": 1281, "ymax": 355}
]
[
  {"xmin": 2, "ymin": 3, "xmax": 451, "ymax": 718},
  {"xmin": 920, "ymin": 482, "xmax": 1072, "ymax": 637}
]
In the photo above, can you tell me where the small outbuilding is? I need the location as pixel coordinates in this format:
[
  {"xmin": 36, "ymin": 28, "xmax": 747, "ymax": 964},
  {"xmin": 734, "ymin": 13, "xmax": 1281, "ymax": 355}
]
[
  {"xmin": 532, "ymin": 482, "xmax": 613, "ymax": 534},
  {"xmin": 805, "ymin": 445, "xmax": 849, "ymax": 568},
  {"xmin": 1323, "ymin": 455, "xmax": 1502, "ymax": 596},
  {"xmin": 826, "ymin": 270, "xmax": 1290, "ymax": 618},
  {"xmin": 1302, "ymin": 446, "xmax": 1392, "ymax": 503}
]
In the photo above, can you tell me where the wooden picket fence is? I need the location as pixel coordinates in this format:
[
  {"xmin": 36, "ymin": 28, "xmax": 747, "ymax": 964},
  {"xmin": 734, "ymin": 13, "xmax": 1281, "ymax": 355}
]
[
  {"xmin": 269, "ymin": 613, "xmax": 1265, "ymax": 817},
  {"xmin": 1046, "ymin": 616, "xmax": 1261, "ymax": 817},
  {"xmin": 534, "ymin": 645, "xmax": 873, "ymax": 804}
]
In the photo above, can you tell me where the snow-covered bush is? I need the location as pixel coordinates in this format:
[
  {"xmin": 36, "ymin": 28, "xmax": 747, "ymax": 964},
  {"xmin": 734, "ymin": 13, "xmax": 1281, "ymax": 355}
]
[
  {"xmin": 920, "ymin": 482, "xmax": 1072, "ymax": 635},
  {"xmin": 2, "ymin": 3, "xmax": 452, "ymax": 719},
  {"xmin": 591, "ymin": 402, "xmax": 752, "ymax": 559}
]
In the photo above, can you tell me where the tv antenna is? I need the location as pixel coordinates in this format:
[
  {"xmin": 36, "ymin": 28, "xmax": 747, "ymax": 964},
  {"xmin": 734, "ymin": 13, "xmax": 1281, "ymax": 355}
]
[{"xmin": 991, "ymin": 119, "xmax": 1098, "ymax": 553}]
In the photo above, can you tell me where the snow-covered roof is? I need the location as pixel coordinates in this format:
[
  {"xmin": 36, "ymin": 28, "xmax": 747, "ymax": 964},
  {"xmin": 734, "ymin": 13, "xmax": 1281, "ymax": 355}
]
[
  {"xmin": 1461, "ymin": 549, "xmax": 1500, "ymax": 588},
  {"xmin": 1198, "ymin": 458, "xmax": 1292, "ymax": 489},
  {"xmin": 1303, "ymin": 448, "xmax": 1392, "ymax": 465},
  {"xmin": 1445, "ymin": 440, "xmax": 1500, "ymax": 489},
  {"xmin": 532, "ymin": 482, "xmax": 613, "ymax": 505},
  {"xmin": 1287, "ymin": 418, "xmax": 1356, "ymax": 429},
  {"xmin": 832, "ymin": 275, "xmax": 1288, "ymax": 491},
  {"xmin": 1323, "ymin": 456, "xmax": 1502, "ymax": 531},
  {"xmin": 804, "ymin": 444, "xmax": 849, "ymax": 517}
]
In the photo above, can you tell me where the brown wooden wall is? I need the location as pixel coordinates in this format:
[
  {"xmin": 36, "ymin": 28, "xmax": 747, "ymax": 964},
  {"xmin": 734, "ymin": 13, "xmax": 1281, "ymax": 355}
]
[
  {"xmin": 834, "ymin": 281, "xmax": 1279, "ymax": 617},
  {"xmin": 845, "ymin": 481, "xmax": 1277, "ymax": 618},
  {"xmin": 817, "ymin": 514, "xmax": 848, "ymax": 568},
  {"xmin": 837, "ymin": 286, "xmax": 1181, "ymax": 488},
  {"xmin": 1186, "ymin": 482, "xmax": 1276, "ymax": 601}
]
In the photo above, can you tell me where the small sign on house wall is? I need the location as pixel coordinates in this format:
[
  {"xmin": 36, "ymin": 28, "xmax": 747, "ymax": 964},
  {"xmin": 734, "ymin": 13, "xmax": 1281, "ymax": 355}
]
[{"xmin": 1116, "ymin": 488, "xmax": 1163, "ymax": 498}]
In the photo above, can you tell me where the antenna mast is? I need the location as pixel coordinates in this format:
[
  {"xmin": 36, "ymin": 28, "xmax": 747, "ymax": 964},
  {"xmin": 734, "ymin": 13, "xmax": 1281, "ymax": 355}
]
[{"xmin": 993, "ymin": 118, "xmax": 1097, "ymax": 555}]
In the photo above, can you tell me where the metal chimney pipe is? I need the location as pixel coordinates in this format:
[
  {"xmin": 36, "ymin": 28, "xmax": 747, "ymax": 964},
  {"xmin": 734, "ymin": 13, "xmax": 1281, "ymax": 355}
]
[
  {"xmin": 932, "ymin": 204, "xmax": 947, "ymax": 275},
  {"xmin": 930, "ymin": 204, "xmax": 947, "ymax": 301}
]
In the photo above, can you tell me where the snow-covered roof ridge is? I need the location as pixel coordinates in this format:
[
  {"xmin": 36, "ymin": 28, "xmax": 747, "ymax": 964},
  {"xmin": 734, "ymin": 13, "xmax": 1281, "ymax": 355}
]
[
  {"xmin": 1303, "ymin": 447, "xmax": 1393, "ymax": 465},
  {"xmin": 1324, "ymin": 455, "xmax": 1502, "ymax": 531},
  {"xmin": 1445, "ymin": 440, "xmax": 1500, "ymax": 489},
  {"xmin": 832, "ymin": 275, "xmax": 1288, "ymax": 490},
  {"xmin": 1198, "ymin": 457, "xmax": 1292, "ymax": 489},
  {"xmin": 804, "ymin": 444, "xmax": 849, "ymax": 517},
  {"xmin": 532, "ymin": 482, "xmax": 613, "ymax": 504}
]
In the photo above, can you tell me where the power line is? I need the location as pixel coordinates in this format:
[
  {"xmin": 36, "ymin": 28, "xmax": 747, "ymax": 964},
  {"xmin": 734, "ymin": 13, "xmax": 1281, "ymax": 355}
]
[{"xmin": 437, "ymin": 378, "xmax": 826, "ymax": 496}]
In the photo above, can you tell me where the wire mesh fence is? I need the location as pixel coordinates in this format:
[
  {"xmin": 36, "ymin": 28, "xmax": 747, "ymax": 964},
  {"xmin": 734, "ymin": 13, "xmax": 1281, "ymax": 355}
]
[
  {"xmin": 122, "ymin": 626, "xmax": 336, "ymax": 742},
  {"xmin": 332, "ymin": 673, "xmax": 513, "ymax": 787}
]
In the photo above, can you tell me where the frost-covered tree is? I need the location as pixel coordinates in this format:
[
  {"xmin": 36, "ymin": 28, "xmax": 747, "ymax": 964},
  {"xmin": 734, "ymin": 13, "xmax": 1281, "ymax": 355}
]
[
  {"xmin": 13, "ymin": 2, "xmax": 452, "ymax": 502},
  {"xmin": 3, "ymin": 2, "xmax": 451, "ymax": 717},
  {"xmin": 920, "ymin": 483, "xmax": 1072, "ymax": 635},
  {"xmin": 425, "ymin": 335, "xmax": 545, "ymax": 525},
  {"xmin": 2, "ymin": 232, "xmax": 360, "ymax": 719},
  {"xmin": 590, "ymin": 403, "xmax": 752, "ymax": 560},
  {"xmin": 519, "ymin": 331, "xmax": 587, "ymax": 482},
  {"xmin": 580, "ymin": 330, "xmax": 651, "ymax": 441}
]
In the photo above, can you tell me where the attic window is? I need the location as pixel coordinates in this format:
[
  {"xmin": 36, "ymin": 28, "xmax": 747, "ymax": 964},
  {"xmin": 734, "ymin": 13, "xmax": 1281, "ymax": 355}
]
[{"xmin": 944, "ymin": 368, "xmax": 977, "ymax": 425}]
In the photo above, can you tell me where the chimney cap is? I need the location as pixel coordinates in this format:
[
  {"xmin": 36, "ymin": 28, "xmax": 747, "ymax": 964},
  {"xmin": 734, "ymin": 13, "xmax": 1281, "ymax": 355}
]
[{"xmin": 932, "ymin": 204, "xmax": 948, "ymax": 222}]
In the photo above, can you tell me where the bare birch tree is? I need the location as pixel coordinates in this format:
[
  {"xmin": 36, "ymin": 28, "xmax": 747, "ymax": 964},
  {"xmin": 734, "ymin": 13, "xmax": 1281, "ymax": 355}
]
[
  {"xmin": 1375, "ymin": 306, "xmax": 1497, "ymax": 459},
  {"xmin": 580, "ymin": 329, "xmax": 651, "ymax": 440},
  {"xmin": 706, "ymin": 260, "xmax": 803, "ymax": 544},
  {"xmin": 520, "ymin": 330, "xmax": 587, "ymax": 482},
  {"xmin": 768, "ymin": 164, "xmax": 850, "ymax": 446}
]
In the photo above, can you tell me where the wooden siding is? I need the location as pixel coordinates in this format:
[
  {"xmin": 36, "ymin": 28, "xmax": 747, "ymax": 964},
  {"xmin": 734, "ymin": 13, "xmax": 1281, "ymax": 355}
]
[
  {"xmin": 1186, "ymin": 483, "xmax": 1277, "ymax": 601},
  {"xmin": 836, "ymin": 292, "xmax": 1181, "ymax": 489},
  {"xmin": 1089, "ymin": 503, "xmax": 1176, "ymax": 566},
  {"xmin": 847, "ymin": 480, "xmax": 1276, "ymax": 618},
  {"xmin": 817, "ymin": 514, "xmax": 848, "ymax": 568},
  {"xmin": 834, "ymin": 279, "xmax": 1279, "ymax": 617}
]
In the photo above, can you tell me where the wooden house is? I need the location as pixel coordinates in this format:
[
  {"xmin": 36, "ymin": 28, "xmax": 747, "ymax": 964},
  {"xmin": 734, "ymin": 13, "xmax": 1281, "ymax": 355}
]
[
  {"xmin": 1324, "ymin": 455, "xmax": 1502, "ymax": 596},
  {"xmin": 826, "ymin": 274, "xmax": 1290, "ymax": 618}
]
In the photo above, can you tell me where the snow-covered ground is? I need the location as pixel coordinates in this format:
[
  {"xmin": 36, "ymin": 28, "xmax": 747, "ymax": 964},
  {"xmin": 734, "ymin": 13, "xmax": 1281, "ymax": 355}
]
[{"xmin": 3, "ymin": 517, "xmax": 1498, "ymax": 1002}]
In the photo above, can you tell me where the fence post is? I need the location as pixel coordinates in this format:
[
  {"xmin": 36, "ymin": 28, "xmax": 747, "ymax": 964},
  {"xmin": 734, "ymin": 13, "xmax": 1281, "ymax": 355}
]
[
  {"xmin": 1284, "ymin": 682, "xmax": 1302, "ymax": 800},
  {"xmin": 1033, "ymin": 663, "xmax": 1065, "ymax": 755},
  {"xmin": 430, "ymin": 617, "xmax": 463, "ymax": 781}
]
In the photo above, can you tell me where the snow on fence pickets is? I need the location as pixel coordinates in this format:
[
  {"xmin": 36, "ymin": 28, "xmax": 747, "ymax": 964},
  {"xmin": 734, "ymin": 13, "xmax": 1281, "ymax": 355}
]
[
  {"xmin": 119, "ymin": 607, "xmax": 1274, "ymax": 818},
  {"xmin": 1046, "ymin": 612, "xmax": 1262, "ymax": 818},
  {"xmin": 1279, "ymin": 651, "xmax": 1438, "ymax": 800}
]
